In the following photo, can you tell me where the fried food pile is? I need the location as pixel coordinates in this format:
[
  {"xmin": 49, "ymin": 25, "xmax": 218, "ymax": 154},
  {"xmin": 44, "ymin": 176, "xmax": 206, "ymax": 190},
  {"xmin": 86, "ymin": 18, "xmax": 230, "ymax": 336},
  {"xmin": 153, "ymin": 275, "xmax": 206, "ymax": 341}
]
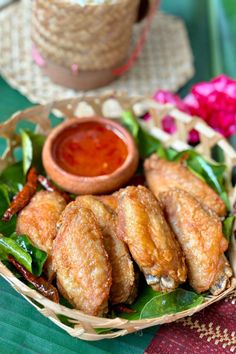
[
  {"xmin": 144, "ymin": 155, "xmax": 232, "ymax": 295},
  {"xmin": 15, "ymin": 155, "xmax": 233, "ymax": 316}
]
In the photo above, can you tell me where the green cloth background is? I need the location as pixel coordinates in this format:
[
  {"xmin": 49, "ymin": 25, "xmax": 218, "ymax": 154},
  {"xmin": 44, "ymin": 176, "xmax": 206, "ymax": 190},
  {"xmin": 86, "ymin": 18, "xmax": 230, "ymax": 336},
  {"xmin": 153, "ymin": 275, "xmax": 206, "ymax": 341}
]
[{"xmin": 0, "ymin": 0, "xmax": 236, "ymax": 353}]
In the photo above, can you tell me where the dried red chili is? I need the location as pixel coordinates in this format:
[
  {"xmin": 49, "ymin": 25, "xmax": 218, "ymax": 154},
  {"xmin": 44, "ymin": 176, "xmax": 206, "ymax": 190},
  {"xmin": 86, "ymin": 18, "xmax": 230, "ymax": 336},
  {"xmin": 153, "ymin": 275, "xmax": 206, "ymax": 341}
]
[
  {"xmin": 8, "ymin": 255, "xmax": 59, "ymax": 303},
  {"xmin": 2, "ymin": 167, "xmax": 38, "ymax": 222},
  {"xmin": 38, "ymin": 175, "xmax": 71, "ymax": 203}
]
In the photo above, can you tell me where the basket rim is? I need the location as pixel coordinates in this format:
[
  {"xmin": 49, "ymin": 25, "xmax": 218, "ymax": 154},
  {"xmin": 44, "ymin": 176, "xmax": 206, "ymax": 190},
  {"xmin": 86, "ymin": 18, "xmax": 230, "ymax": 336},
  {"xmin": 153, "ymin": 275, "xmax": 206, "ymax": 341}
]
[
  {"xmin": 0, "ymin": 94, "xmax": 236, "ymax": 340},
  {"xmin": 1, "ymin": 261, "xmax": 236, "ymax": 325}
]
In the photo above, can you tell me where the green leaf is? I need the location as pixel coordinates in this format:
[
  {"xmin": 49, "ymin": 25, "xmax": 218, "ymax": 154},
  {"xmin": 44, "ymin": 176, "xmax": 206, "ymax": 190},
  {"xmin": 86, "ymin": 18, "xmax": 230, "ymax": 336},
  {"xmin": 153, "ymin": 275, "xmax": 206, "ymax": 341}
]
[
  {"xmin": 21, "ymin": 130, "xmax": 33, "ymax": 175},
  {"xmin": 57, "ymin": 315, "xmax": 74, "ymax": 328},
  {"xmin": 166, "ymin": 147, "xmax": 178, "ymax": 160},
  {"xmin": 0, "ymin": 232, "xmax": 47, "ymax": 276},
  {"xmin": 95, "ymin": 328, "xmax": 114, "ymax": 334},
  {"xmin": 21, "ymin": 130, "xmax": 46, "ymax": 175},
  {"xmin": 220, "ymin": 192, "xmax": 231, "ymax": 212},
  {"xmin": 10, "ymin": 233, "xmax": 47, "ymax": 276},
  {"xmin": 172, "ymin": 150, "xmax": 230, "ymax": 210},
  {"xmin": 118, "ymin": 285, "xmax": 204, "ymax": 320},
  {"xmin": 156, "ymin": 145, "xmax": 168, "ymax": 159},
  {"xmin": 0, "ymin": 185, "xmax": 17, "ymax": 236},
  {"xmin": 122, "ymin": 111, "xmax": 139, "ymax": 140},
  {"xmin": 121, "ymin": 111, "xmax": 162, "ymax": 159},
  {"xmin": 27, "ymin": 131, "xmax": 46, "ymax": 174},
  {"xmin": 0, "ymin": 161, "xmax": 25, "ymax": 196},
  {"xmin": 0, "ymin": 236, "xmax": 32, "ymax": 273},
  {"xmin": 138, "ymin": 129, "xmax": 162, "ymax": 159},
  {"xmin": 59, "ymin": 296, "xmax": 74, "ymax": 309},
  {"xmin": 187, "ymin": 165, "xmax": 206, "ymax": 181},
  {"xmin": 187, "ymin": 156, "xmax": 223, "ymax": 194},
  {"xmin": 223, "ymin": 215, "xmax": 235, "ymax": 241},
  {"xmin": 140, "ymin": 289, "xmax": 204, "ymax": 319},
  {"xmin": 119, "ymin": 286, "xmax": 161, "ymax": 320}
]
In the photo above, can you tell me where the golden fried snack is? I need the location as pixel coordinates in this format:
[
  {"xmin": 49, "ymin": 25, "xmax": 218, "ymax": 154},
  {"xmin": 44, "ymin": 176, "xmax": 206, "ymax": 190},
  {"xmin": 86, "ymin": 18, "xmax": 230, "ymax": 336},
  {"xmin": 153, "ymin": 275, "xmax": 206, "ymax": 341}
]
[
  {"xmin": 144, "ymin": 154, "xmax": 226, "ymax": 217},
  {"xmin": 76, "ymin": 195, "xmax": 136, "ymax": 304},
  {"xmin": 16, "ymin": 190, "xmax": 67, "ymax": 279},
  {"xmin": 160, "ymin": 189, "xmax": 232, "ymax": 294},
  {"xmin": 96, "ymin": 194, "xmax": 119, "ymax": 212},
  {"xmin": 117, "ymin": 186, "xmax": 187, "ymax": 291},
  {"xmin": 52, "ymin": 202, "xmax": 112, "ymax": 316}
]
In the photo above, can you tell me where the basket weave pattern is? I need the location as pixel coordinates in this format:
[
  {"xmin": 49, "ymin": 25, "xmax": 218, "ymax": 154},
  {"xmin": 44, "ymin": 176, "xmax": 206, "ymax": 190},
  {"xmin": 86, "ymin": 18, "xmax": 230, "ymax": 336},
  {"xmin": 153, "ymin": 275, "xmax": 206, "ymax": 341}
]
[
  {"xmin": 32, "ymin": 0, "xmax": 139, "ymax": 70},
  {"xmin": 0, "ymin": 94, "xmax": 235, "ymax": 340}
]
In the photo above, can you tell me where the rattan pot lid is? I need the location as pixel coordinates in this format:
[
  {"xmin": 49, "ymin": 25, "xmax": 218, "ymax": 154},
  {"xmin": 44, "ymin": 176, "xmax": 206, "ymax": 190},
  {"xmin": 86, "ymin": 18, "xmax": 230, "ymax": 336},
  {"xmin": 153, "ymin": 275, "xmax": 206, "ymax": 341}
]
[{"xmin": 0, "ymin": 0, "xmax": 194, "ymax": 104}]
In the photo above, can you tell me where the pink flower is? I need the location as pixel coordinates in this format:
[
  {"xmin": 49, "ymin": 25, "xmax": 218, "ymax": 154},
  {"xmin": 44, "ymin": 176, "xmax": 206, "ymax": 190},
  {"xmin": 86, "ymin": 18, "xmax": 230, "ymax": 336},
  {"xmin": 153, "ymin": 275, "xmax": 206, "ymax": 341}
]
[
  {"xmin": 151, "ymin": 90, "xmax": 199, "ymax": 144},
  {"xmin": 152, "ymin": 75, "xmax": 236, "ymax": 139},
  {"xmin": 153, "ymin": 90, "xmax": 189, "ymax": 113},
  {"xmin": 189, "ymin": 75, "xmax": 236, "ymax": 137}
]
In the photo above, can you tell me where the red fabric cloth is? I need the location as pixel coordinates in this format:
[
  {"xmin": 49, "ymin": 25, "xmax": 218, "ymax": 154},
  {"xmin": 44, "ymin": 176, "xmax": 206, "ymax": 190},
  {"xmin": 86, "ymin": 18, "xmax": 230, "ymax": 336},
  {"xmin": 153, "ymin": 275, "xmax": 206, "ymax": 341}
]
[{"xmin": 145, "ymin": 291, "xmax": 236, "ymax": 354}]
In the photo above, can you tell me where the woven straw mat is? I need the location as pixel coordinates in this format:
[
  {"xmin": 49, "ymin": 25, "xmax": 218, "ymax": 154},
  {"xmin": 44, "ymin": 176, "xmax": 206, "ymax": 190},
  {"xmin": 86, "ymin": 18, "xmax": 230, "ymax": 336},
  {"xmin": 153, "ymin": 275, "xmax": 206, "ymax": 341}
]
[{"xmin": 0, "ymin": 0, "xmax": 194, "ymax": 105}]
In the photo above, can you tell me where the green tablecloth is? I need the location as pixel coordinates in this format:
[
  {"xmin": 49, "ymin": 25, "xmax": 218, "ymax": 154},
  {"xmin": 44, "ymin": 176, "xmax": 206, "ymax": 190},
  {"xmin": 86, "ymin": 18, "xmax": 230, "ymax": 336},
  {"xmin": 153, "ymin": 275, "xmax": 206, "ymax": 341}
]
[{"xmin": 0, "ymin": 1, "xmax": 236, "ymax": 353}]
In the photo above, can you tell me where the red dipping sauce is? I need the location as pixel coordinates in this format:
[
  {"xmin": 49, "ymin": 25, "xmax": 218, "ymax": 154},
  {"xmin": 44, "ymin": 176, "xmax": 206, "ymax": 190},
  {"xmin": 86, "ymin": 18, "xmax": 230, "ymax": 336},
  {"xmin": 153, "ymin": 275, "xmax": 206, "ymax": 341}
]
[{"xmin": 52, "ymin": 121, "xmax": 128, "ymax": 177}]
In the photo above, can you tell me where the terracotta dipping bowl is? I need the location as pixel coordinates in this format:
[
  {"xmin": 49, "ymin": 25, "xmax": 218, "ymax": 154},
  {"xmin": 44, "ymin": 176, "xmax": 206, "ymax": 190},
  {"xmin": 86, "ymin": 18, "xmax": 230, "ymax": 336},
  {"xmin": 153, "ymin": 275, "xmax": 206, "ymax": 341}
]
[{"xmin": 42, "ymin": 117, "xmax": 139, "ymax": 195}]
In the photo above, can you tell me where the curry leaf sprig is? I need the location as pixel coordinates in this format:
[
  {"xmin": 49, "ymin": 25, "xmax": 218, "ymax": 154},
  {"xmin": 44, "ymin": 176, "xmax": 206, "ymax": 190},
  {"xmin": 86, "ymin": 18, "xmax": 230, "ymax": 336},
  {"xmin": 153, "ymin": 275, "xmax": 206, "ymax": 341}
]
[
  {"xmin": 0, "ymin": 183, "xmax": 47, "ymax": 276},
  {"xmin": 0, "ymin": 234, "xmax": 47, "ymax": 276},
  {"xmin": 0, "ymin": 130, "xmax": 47, "ymax": 276}
]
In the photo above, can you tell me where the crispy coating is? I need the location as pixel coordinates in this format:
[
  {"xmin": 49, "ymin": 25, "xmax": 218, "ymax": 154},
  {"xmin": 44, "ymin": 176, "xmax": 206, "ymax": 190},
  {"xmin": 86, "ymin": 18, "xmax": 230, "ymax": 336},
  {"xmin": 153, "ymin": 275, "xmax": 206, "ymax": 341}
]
[
  {"xmin": 96, "ymin": 194, "xmax": 119, "ymax": 213},
  {"xmin": 144, "ymin": 154, "xmax": 226, "ymax": 217},
  {"xmin": 16, "ymin": 190, "xmax": 66, "ymax": 279},
  {"xmin": 160, "ymin": 189, "xmax": 232, "ymax": 294},
  {"xmin": 76, "ymin": 196, "xmax": 136, "ymax": 304},
  {"xmin": 117, "ymin": 186, "xmax": 187, "ymax": 291},
  {"xmin": 52, "ymin": 202, "xmax": 112, "ymax": 316}
]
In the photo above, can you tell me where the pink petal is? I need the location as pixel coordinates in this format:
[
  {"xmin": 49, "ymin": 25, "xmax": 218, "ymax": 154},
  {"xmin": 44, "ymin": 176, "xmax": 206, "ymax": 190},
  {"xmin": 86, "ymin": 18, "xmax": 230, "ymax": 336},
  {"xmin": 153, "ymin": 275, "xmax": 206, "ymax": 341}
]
[
  {"xmin": 211, "ymin": 74, "xmax": 236, "ymax": 91},
  {"xmin": 191, "ymin": 82, "xmax": 214, "ymax": 97},
  {"xmin": 184, "ymin": 93, "xmax": 200, "ymax": 115},
  {"xmin": 228, "ymin": 124, "xmax": 236, "ymax": 136},
  {"xmin": 162, "ymin": 116, "xmax": 176, "ymax": 134},
  {"xmin": 207, "ymin": 91, "xmax": 236, "ymax": 112},
  {"xmin": 151, "ymin": 75, "xmax": 236, "ymax": 139},
  {"xmin": 208, "ymin": 111, "xmax": 236, "ymax": 137},
  {"xmin": 153, "ymin": 90, "xmax": 189, "ymax": 113},
  {"xmin": 188, "ymin": 129, "xmax": 200, "ymax": 144}
]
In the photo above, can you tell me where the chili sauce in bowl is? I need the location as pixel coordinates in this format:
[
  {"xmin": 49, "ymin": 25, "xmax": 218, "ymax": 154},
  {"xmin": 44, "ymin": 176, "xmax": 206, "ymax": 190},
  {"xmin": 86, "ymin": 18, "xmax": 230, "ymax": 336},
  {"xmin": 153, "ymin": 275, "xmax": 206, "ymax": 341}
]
[{"xmin": 42, "ymin": 117, "xmax": 139, "ymax": 194}]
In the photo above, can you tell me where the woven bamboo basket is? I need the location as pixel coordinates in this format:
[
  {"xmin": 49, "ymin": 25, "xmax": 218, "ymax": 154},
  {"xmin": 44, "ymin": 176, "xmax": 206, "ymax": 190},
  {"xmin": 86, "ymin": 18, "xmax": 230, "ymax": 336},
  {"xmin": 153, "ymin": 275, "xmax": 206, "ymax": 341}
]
[
  {"xmin": 0, "ymin": 93, "xmax": 236, "ymax": 341},
  {"xmin": 31, "ymin": 0, "xmax": 158, "ymax": 90}
]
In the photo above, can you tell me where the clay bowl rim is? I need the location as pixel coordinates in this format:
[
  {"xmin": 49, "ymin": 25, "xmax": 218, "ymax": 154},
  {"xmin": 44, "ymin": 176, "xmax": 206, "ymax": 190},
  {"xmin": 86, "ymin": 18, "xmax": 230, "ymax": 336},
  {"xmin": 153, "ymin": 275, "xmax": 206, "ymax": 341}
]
[{"xmin": 42, "ymin": 116, "xmax": 139, "ymax": 185}]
